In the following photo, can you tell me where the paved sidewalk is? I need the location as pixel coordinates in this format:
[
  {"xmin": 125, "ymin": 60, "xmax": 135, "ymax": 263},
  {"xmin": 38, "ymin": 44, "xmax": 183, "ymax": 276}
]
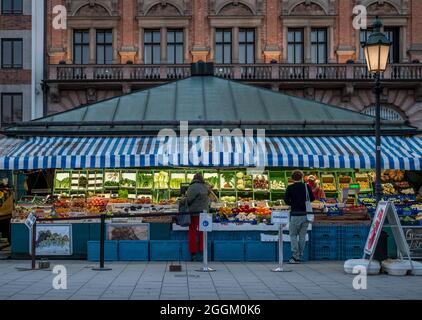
[{"xmin": 0, "ymin": 260, "xmax": 421, "ymax": 300}]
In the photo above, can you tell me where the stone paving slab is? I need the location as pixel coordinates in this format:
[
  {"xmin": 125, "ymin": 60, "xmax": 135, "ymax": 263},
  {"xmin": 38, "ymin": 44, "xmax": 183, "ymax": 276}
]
[{"xmin": 0, "ymin": 260, "xmax": 421, "ymax": 300}]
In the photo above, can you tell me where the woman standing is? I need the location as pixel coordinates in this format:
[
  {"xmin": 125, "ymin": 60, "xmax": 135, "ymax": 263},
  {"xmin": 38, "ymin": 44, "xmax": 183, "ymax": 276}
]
[
  {"xmin": 307, "ymin": 175, "xmax": 326, "ymax": 200},
  {"xmin": 186, "ymin": 173, "xmax": 211, "ymax": 261}
]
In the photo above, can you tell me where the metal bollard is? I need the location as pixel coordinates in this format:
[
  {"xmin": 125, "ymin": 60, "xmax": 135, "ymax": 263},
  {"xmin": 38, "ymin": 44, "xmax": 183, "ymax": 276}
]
[{"xmin": 92, "ymin": 214, "xmax": 112, "ymax": 271}]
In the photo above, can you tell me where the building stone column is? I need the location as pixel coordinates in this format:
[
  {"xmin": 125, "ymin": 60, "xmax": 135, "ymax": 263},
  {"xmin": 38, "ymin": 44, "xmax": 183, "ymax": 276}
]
[
  {"xmin": 184, "ymin": 27, "xmax": 190, "ymax": 63},
  {"xmin": 256, "ymin": 26, "xmax": 262, "ymax": 63},
  {"xmin": 233, "ymin": 27, "xmax": 239, "ymax": 63},
  {"xmin": 304, "ymin": 26, "xmax": 311, "ymax": 63},
  {"xmin": 161, "ymin": 27, "xmax": 167, "ymax": 63},
  {"xmin": 139, "ymin": 28, "xmax": 144, "ymax": 63},
  {"xmin": 89, "ymin": 28, "xmax": 96, "ymax": 64}
]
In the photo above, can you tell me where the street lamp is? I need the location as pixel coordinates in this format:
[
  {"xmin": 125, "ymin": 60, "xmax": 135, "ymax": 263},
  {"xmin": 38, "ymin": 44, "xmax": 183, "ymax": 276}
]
[{"xmin": 362, "ymin": 18, "xmax": 391, "ymax": 202}]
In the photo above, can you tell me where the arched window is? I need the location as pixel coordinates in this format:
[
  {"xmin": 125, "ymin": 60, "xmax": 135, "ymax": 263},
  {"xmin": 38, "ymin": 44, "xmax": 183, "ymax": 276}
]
[{"xmin": 362, "ymin": 105, "xmax": 405, "ymax": 121}]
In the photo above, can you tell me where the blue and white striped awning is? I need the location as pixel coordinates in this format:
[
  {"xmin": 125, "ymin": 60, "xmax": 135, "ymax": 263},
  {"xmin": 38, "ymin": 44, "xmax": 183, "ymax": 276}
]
[{"xmin": 0, "ymin": 136, "xmax": 421, "ymax": 170}]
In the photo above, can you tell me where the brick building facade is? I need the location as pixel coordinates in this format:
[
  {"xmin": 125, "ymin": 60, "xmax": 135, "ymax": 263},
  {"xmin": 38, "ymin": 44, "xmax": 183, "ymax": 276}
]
[
  {"xmin": 44, "ymin": 0, "xmax": 422, "ymax": 128},
  {"xmin": 0, "ymin": 0, "xmax": 32, "ymax": 127}
]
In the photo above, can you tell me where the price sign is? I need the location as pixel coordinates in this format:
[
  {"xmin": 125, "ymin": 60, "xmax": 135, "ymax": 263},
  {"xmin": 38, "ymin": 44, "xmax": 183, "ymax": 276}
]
[
  {"xmin": 199, "ymin": 212, "xmax": 213, "ymax": 232},
  {"xmin": 271, "ymin": 211, "xmax": 289, "ymax": 225},
  {"xmin": 25, "ymin": 213, "xmax": 36, "ymax": 230}
]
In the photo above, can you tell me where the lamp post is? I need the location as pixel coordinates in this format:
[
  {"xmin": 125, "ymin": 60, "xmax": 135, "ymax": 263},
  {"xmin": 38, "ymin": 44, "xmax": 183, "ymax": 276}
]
[{"xmin": 362, "ymin": 18, "xmax": 391, "ymax": 203}]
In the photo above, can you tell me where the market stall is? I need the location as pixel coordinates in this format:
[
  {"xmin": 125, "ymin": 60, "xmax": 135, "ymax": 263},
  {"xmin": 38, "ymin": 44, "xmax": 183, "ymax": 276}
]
[{"xmin": 1, "ymin": 69, "xmax": 421, "ymax": 261}]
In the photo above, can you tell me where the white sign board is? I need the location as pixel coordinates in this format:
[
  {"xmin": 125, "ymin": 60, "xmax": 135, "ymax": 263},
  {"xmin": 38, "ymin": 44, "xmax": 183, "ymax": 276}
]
[
  {"xmin": 25, "ymin": 213, "xmax": 36, "ymax": 230},
  {"xmin": 364, "ymin": 201, "xmax": 412, "ymax": 264},
  {"xmin": 271, "ymin": 211, "xmax": 289, "ymax": 225},
  {"xmin": 199, "ymin": 212, "xmax": 213, "ymax": 232}
]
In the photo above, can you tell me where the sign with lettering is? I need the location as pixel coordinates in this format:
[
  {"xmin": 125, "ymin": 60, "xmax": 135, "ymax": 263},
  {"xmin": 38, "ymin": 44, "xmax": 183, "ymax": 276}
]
[
  {"xmin": 403, "ymin": 227, "xmax": 422, "ymax": 259},
  {"xmin": 364, "ymin": 201, "xmax": 412, "ymax": 263},
  {"xmin": 365, "ymin": 202, "xmax": 388, "ymax": 255},
  {"xmin": 271, "ymin": 211, "xmax": 289, "ymax": 225}
]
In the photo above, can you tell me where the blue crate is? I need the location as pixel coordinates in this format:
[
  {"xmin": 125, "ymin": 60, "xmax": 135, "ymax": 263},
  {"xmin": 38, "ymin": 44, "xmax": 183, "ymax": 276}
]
[
  {"xmin": 311, "ymin": 243, "xmax": 338, "ymax": 260},
  {"xmin": 180, "ymin": 240, "xmax": 212, "ymax": 261},
  {"xmin": 341, "ymin": 243, "xmax": 365, "ymax": 260},
  {"xmin": 170, "ymin": 231, "xmax": 188, "ymax": 240},
  {"xmin": 341, "ymin": 226, "xmax": 370, "ymax": 240},
  {"xmin": 278, "ymin": 242, "xmax": 310, "ymax": 262},
  {"xmin": 213, "ymin": 241, "xmax": 244, "ymax": 261},
  {"xmin": 118, "ymin": 241, "xmax": 149, "ymax": 261},
  {"xmin": 311, "ymin": 226, "xmax": 341, "ymax": 242},
  {"xmin": 87, "ymin": 241, "xmax": 118, "ymax": 261},
  {"xmin": 150, "ymin": 240, "xmax": 183, "ymax": 261},
  {"xmin": 245, "ymin": 241, "xmax": 276, "ymax": 262}
]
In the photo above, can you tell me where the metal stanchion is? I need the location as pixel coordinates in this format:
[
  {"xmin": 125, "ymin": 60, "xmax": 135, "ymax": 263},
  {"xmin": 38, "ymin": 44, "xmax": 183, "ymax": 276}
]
[
  {"xmin": 31, "ymin": 220, "xmax": 36, "ymax": 270},
  {"xmin": 272, "ymin": 222, "xmax": 291, "ymax": 273},
  {"xmin": 196, "ymin": 212, "xmax": 215, "ymax": 272},
  {"xmin": 16, "ymin": 217, "xmax": 39, "ymax": 271},
  {"xmin": 92, "ymin": 214, "xmax": 111, "ymax": 271}
]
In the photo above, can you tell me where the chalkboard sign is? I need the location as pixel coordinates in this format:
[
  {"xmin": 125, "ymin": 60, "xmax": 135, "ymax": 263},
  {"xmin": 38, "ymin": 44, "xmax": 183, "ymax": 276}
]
[{"xmin": 403, "ymin": 227, "xmax": 422, "ymax": 259}]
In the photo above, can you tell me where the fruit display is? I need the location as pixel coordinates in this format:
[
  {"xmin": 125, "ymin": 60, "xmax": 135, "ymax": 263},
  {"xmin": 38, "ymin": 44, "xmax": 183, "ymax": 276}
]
[
  {"xmin": 235, "ymin": 172, "xmax": 252, "ymax": 190},
  {"xmin": 357, "ymin": 181, "xmax": 370, "ymax": 190},
  {"xmin": 338, "ymin": 175, "xmax": 352, "ymax": 189},
  {"xmin": 137, "ymin": 173, "xmax": 153, "ymax": 189},
  {"xmin": 221, "ymin": 172, "xmax": 235, "ymax": 189},
  {"xmin": 169, "ymin": 178, "xmax": 186, "ymax": 190},
  {"xmin": 401, "ymin": 188, "xmax": 415, "ymax": 195},
  {"xmin": 270, "ymin": 179, "xmax": 286, "ymax": 190},
  {"xmin": 134, "ymin": 196, "xmax": 152, "ymax": 204},
  {"xmin": 104, "ymin": 181, "xmax": 119, "ymax": 188},
  {"xmin": 395, "ymin": 181, "xmax": 411, "ymax": 189},
  {"xmin": 216, "ymin": 204, "xmax": 272, "ymax": 223},
  {"xmin": 323, "ymin": 183, "xmax": 337, "ymax": 192},
  {"xmin": 54, "ymin": 176, "xmax": 71, "ymax": 189},
  {"xmin": 0, "ymin": 187, "xmax": 11, "ymax": 207},
  {"xmin": 120, "ymin": 178, "xmax": 136, "ymax": 188},
  {"xmin": 253, "ymin": 175, "xmax": 269, "ymax": 190},
  {"xmin": 220, "ymin": 196, "xmax": 236, "ymax": 203},
  {"xmin": 382, "ymin": 183, "xmax": 397, "ymax": 195},
  {"xmin": 154, "ymin": 171, "xmax": 169, "ymax": 189},
  {"xmin": 381, "ymin": 170, "xmax": 405, "ymax": 182},
  {"xmin": 204, "ymin": 173, "xmax": 219, "ymax": 189}
]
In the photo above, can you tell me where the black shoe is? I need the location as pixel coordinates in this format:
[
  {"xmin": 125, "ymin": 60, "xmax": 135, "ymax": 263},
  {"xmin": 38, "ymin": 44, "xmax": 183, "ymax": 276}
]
[
  {"xmin": 288, "ymin": 258, "xmax": 300, "ymax": 264},
  {"xmin": 191, "ymin": 254, "xmax": 197, "ymax": 262}
]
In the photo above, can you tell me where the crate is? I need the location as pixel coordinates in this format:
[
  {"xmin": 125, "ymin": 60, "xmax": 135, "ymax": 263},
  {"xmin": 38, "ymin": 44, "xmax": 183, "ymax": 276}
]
[
  {"xmin": 150, "ymin": 240, "xmax": 183, "ymax": 261},
  {"xmin": 213, "ymin": 241, "xmax": 244, "ymax": 261},
  {"xmin": 341, "ymin": 226, "xmax": 370, "ymax": 240},
  {"xmin": 341, "ymin": 243, "xmax": 365, "ymax": 260},
  {"xmin": 170, "ymin": 231, "xmax": 188, "ymax": 240},
  {"xmin": 119, "ymin": 241, "xmax": 149, "ymax": 261},
  {"xmin": 245, "ymin": 241, "xmax": 276, "ymax": 262},
  {"xmin": 278, "ymin": 242, "xmax": 310, "ymax": 262},
  {"xmin": 311, "ymin": 243, "xmax": 338, "ymax": 260},
  {"xmin": 87, "ymin": 241, "xmax": 118, "ymax": 261},
  {"xmin": 311, "ymin": 226, "xmax": 341, "ymax": 242}
]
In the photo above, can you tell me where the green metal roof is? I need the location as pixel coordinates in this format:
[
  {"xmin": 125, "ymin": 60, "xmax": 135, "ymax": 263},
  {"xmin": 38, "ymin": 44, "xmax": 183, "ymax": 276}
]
[{"xmin": 3, "ymin": 76, "xmax": 417, "ymax": 136}]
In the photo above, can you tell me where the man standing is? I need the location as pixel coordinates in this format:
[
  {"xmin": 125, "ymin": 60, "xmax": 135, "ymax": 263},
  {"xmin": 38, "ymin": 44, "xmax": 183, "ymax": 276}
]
[{"xmin": 285, "ymin": 170, "xmax": 315, "ymax": 264}]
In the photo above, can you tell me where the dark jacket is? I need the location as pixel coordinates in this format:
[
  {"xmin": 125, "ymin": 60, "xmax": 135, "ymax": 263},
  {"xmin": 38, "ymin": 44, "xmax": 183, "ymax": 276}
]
[
  {"xmin": 284, "ymin": 182, "xmax": 315, "ymax": 216},
  {"xmin": 186, "ymin": 179, "xmax": 210, "ymax": 213}
]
